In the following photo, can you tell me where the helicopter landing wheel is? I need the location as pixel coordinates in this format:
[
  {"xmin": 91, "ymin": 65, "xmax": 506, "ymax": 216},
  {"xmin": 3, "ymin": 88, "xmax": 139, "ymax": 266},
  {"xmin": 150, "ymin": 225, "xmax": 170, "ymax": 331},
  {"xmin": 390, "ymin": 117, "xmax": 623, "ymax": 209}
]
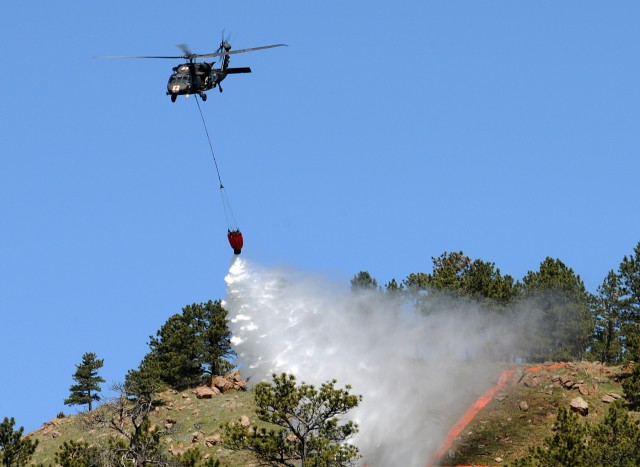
[
  {"xmin": 171, "ymin": 94, "xmax": 177, "ymax": 103},
  {"xmin": 201, "ymin": 93, "xmax": 207, "ymax": 102}
]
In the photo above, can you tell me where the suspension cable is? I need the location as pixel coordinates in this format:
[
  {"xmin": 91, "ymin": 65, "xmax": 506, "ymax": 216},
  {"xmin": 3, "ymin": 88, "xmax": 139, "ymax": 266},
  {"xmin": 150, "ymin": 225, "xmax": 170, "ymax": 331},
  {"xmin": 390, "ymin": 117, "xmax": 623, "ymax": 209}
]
[{"xmin": 194, "ymin": 96, "xmax": 239, "ymax": 230}]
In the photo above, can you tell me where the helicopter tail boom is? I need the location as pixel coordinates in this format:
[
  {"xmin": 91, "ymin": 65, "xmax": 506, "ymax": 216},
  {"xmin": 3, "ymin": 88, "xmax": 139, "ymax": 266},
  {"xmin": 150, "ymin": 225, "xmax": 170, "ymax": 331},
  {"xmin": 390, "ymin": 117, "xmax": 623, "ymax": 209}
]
[{"xmin": 225, "ymin": 67, "xmax": 252, "ymax": 74}]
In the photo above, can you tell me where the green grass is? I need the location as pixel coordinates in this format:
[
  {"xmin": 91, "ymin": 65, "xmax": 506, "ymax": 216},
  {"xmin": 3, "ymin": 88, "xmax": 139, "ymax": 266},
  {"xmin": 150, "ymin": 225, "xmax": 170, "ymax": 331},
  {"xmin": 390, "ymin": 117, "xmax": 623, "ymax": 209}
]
[
  {"xmin": 445, "ymin": 362, "xmax": 627, "ymax": 466},
  {"xmin": 27, "ymin": 363, "xmax": 630, "ymax": 466},
  {"xmin": 28, "ymin": 389, "xmax": 269, "ymax": 466}
]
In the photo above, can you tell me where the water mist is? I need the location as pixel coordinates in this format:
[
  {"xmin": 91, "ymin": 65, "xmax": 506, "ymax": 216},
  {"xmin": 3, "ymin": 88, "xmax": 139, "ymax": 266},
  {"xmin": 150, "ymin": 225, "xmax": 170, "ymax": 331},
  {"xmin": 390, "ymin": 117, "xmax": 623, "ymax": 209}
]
[{"xmin": 224, "ymin": 256, "xmax": 508, "ymax": 466}]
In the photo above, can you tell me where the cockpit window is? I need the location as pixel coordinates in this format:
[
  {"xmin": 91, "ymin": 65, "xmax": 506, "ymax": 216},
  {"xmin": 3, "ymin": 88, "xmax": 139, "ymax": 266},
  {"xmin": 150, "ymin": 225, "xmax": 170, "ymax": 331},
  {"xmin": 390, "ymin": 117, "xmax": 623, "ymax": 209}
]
[{"xmin": 168, "ymin": 75, "xmax": 192, "ymax": 85}]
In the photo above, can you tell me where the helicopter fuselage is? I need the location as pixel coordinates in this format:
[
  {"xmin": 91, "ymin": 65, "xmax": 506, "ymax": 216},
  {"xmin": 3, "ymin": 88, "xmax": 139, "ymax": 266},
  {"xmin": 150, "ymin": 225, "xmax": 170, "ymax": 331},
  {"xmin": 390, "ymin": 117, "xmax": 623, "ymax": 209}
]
[
  {"xmin": 99, "ymin": 41, "xmax": 284, "ymax": 103},
  {"xmin": 166, "ymin": 62, "xmax": 218, "ymax": 99}
]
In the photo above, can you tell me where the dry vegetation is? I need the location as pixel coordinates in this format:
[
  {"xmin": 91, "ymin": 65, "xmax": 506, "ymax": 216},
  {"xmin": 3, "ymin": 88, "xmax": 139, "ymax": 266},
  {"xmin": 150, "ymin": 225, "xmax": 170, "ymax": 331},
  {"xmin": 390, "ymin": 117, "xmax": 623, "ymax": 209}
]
[
  {"xmin": 27, "ymin": 388, "xmax": 270, "ymax": 466},
  {"xmin": 25, "ymin": 363, "xmax": 633, "ymax": 466},
  {"xmin": 445, "ymin": 362, "xmax": 630, "ymax": 466}
]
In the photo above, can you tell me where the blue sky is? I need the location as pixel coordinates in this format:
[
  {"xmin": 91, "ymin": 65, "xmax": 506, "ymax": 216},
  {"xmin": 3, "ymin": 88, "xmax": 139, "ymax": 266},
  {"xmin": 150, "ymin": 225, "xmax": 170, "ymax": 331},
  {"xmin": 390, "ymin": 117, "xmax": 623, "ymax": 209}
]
[{"xmin": 1, "ymin": 1, "xmax": 639, "ymax": 433}]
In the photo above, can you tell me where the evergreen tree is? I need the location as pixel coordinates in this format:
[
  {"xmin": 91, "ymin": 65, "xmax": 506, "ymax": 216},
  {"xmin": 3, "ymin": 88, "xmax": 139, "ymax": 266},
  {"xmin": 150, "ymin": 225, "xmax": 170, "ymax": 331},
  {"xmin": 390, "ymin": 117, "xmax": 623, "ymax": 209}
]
[
  {"xmin": 384, "ymin": 278, "xmax": 403, "ymax": 295},
  {"xmin": 590, "ymin": 270, "xmax": 624, "ymax": 364},
  {"xmin": 0, "ymin": 417, "xmax": 38, "ymax": 466},
  {"xmin": 192, "ymin": 300, "xmax": 235, "ymax": 378},
  {"xmin": 622, "ymin": 364, "xmax": 640, "ymax": 410},
  {"xmin": 402, "ymin": 252, "xmax": 518, "ymax": 316},
  {"xmin": 619, "ymin": 241, "xmax": 640, "ymax": 358},
  {"xmin": 223, "ymin": 373, "xmax": 361, "ymax": 466},
  {"xmin": 510, "ymin": 402, "xmax": 640, "ymax": 466},
  {"xmin": 616, "ymin": 243, "xmax": 640, "ymax": 408},
  {"xmin": 428, "ymin": 251, "xmax": 471, "ymax": 292},
  {"xmin": 519, "ymin": 257, "xmax": 592, "ymax": 361},
  {"xmin": 459, "ymin": 258, "xmax": 519, "ymax": 312},
  {"xmin": 128, "ymin": 300, "xmax": 234, "ymax": 390},
  {"xmin": 54, "ymin": 440, "xmax": 102, "ymax": 467},
  {"xmin": 64, "ymin": 352, "xmax": 105, "ymax": 411},
  {"xmin": 350, "ymin": 271, "xmax": 378, "ymax": 291},
  {"xmin": 619, "ymin": 241, "xmax": 640, "ymax": 320}
]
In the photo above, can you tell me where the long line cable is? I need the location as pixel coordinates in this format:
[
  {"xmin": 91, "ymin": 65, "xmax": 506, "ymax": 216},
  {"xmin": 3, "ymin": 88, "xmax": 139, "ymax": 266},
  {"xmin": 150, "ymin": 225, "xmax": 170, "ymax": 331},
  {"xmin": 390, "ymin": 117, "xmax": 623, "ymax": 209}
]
[{"xmin": 194, "ymin": 96, "xmax": 239, "ymax": 230}]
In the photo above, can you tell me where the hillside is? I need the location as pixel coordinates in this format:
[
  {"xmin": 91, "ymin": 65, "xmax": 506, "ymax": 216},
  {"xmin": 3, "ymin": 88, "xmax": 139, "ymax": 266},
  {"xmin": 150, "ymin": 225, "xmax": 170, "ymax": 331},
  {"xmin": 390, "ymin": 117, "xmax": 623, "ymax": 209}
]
[
  {"xmin": 27, "ymin": 387, "xmax": 267, "ymax": 466},
  {"xmin": 445, "ymin": 361, "xmax": 630, "ymax": 466},
  {"xmin": 25, "ymin": 363, "xmax": 630, "ymax": 466}
]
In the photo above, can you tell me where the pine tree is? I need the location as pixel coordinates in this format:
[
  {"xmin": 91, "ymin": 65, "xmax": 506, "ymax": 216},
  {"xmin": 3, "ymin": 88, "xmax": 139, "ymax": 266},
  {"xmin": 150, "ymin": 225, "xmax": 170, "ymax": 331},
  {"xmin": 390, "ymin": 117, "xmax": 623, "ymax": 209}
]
[
  {"xmin": 64, "ymin": 352, "xmax": 105, "ymax": 411},
  {"xmin": 223, "ymin": 373, "xmax": 361, "ymax": 466},
  {"xmin": 350, "ymin": 271, "xmax": 378, "ymax": 291},
  {"xmin": 520, "ymin": 257, "xmax": 592, "ymax": 361},
  {"xmin": 590, "ymin": 270, "xmax": 624, "ymax": 364},
  {"xmin": 0, "ymin": 417, "xmax": 38, "ymax": 466},
  {"xmin": 127, "ymin": 300, "xmax": 235, "ymax": 390},
  {"xmin": 510, "ymin": 402, "xmax": 640, "ymax": 466}
]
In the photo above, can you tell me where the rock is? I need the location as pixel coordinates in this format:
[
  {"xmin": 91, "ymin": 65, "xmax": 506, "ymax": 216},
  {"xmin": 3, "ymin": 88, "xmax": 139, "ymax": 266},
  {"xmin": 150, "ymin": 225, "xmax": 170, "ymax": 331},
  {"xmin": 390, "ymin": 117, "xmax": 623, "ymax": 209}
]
[
  {"xmin": 519, "ymin": 401, "xmax": 529, "ymax": 412},
  {"xmin": 194, "ymin": 386, "xmax": 217, "ymax": 399},
  {"xmin": 495, "ymin": 393, "xmax": 508, "ymax": 402},
  {"xmin": 602, "ymin": 393, "xmax": 623, "ymax": 403},
  {"xmin": 495, "ymin": 457, "xmax": 503, "ymax": 463},
  {"xmin": 577, "ymin": 385, "xmax": 590, "ymax": 396},
  {"xmin": 205, "ymin": 434, "xmax": 223, "ymax": 447},
  {"xmin": 570, "ymin": 397, "xmax": 589, "ymax": 416},
  {"xmin": 233, "ymin": 379, "xmax": 248, "ymax": 390},
  {"xmin": 165, "ymin": 418, "xmax": 177, "ymax": 429},
  {"xmin": 209, "ymin": 370, "xmax": 249, "ymax": 392},
  {"xmin": 240, "ymin": 415, "xmax": 251, "ymax": 427},
  {"xmin": 211, "ymin": 376, "xmax": 236, "ymax": 393}
]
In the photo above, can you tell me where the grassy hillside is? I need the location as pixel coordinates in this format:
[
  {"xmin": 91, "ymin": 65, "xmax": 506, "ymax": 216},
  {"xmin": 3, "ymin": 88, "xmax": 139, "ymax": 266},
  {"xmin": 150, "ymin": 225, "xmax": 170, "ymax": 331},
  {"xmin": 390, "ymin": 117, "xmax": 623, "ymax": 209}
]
[
  {"xmin": 445, "ymin": 362, "xmax": 629, "ymax": 466},
  {"xmin": 26, "ymin": 363, "xmax": 631, "ymax": 466},
  {"xmin": 27, "ymin": 388, "xmax": 268, "ymax": 466}
]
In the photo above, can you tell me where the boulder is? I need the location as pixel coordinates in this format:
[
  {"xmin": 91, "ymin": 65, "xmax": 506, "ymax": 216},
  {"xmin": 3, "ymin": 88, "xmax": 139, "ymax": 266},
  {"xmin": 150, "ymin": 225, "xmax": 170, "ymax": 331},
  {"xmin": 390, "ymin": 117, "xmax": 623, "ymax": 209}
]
[
  {"xmin": 602, "ymin": 392, "xmax": 623, "ymax": 403},
  {"xmin": 559, "ymin": 376, "xmax": 575, "ymax": 389},
  {"xmin": 210, "ymin": 371, "xmax": 249, "ymax": 393},
  {"xmin": 194, "ymin": 386, "xmax": 217, "ymax": 399},
  {"xmin": 570, "ymin": 397, "xmax": 589, "ymax": 416},
  {"xmin": 205, "ymin": 434, "xmax": 223, "ymax": 447},
  {"xmin": 576, "ymin": 385, "xmax": 590, "ymax": 396},
  {"xmin": 211, "ymin": 376, "xmax": 236, "ymax": 393},
  {"xmin": 519, "ymin": 401, "xmax": 529, "ymax": 412},
  {"xmin": 240, "ymin": 415, "xmax": 251, "ymax": 427}
]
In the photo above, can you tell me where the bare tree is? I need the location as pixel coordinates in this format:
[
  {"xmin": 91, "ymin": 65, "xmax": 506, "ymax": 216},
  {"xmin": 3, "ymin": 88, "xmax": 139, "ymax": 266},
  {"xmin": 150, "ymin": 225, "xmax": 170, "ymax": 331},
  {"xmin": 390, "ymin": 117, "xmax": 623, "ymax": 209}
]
[{"xmin": 84, "ymin": 381, "xmax": 176, "ymax": 466}]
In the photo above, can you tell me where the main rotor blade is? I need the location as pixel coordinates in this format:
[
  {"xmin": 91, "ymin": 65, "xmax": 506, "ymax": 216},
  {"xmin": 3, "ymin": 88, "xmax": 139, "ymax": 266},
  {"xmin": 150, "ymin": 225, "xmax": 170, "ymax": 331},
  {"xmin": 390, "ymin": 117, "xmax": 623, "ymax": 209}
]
[
  {"xmin": 95, "ymin": 44, "xmax": 287, "ymax": 60},
  {"xmin": 177, "ymin": 43, "xmax": 193, "ymax": 56},
  {"xmin": 196, "ymin": 43, "xmax": 287, "ymax": 59},
  {"xmin": 96, "ymin": 55, "xmax": 185, "ymax": 59}
]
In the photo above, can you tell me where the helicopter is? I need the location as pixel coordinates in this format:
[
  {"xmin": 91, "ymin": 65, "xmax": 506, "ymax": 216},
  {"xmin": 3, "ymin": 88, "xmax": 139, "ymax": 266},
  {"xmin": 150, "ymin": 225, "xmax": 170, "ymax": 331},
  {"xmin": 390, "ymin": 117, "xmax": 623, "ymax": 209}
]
[{"xmin": 101, "ymin": 40, "xmax": 286, "ymax": 102}]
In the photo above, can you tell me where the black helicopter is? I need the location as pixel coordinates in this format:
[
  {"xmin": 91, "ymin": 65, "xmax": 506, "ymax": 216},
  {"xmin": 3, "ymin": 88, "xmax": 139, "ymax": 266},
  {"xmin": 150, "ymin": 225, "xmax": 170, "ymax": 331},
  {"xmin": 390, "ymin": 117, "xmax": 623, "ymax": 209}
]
[{"xmin": 101, "ymin": 40, "xmax": 286, "ymax": 102}]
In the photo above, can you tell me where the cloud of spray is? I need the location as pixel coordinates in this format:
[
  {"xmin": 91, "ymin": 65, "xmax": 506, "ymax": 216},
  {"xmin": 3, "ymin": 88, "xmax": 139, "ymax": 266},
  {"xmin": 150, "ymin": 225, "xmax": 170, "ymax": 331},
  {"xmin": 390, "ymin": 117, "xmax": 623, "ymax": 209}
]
[{"xmin": 223, "ymin": 257, "xmax": 514, "ymax": 466}]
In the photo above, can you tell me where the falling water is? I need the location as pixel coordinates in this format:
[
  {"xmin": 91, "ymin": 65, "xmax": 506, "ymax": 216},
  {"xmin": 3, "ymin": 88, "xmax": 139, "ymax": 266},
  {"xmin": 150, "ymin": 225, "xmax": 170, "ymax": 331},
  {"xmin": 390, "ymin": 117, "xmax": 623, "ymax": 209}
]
[{"xmin": 223, "ymin": 256, "xmax": 507, "ymax": 466}]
